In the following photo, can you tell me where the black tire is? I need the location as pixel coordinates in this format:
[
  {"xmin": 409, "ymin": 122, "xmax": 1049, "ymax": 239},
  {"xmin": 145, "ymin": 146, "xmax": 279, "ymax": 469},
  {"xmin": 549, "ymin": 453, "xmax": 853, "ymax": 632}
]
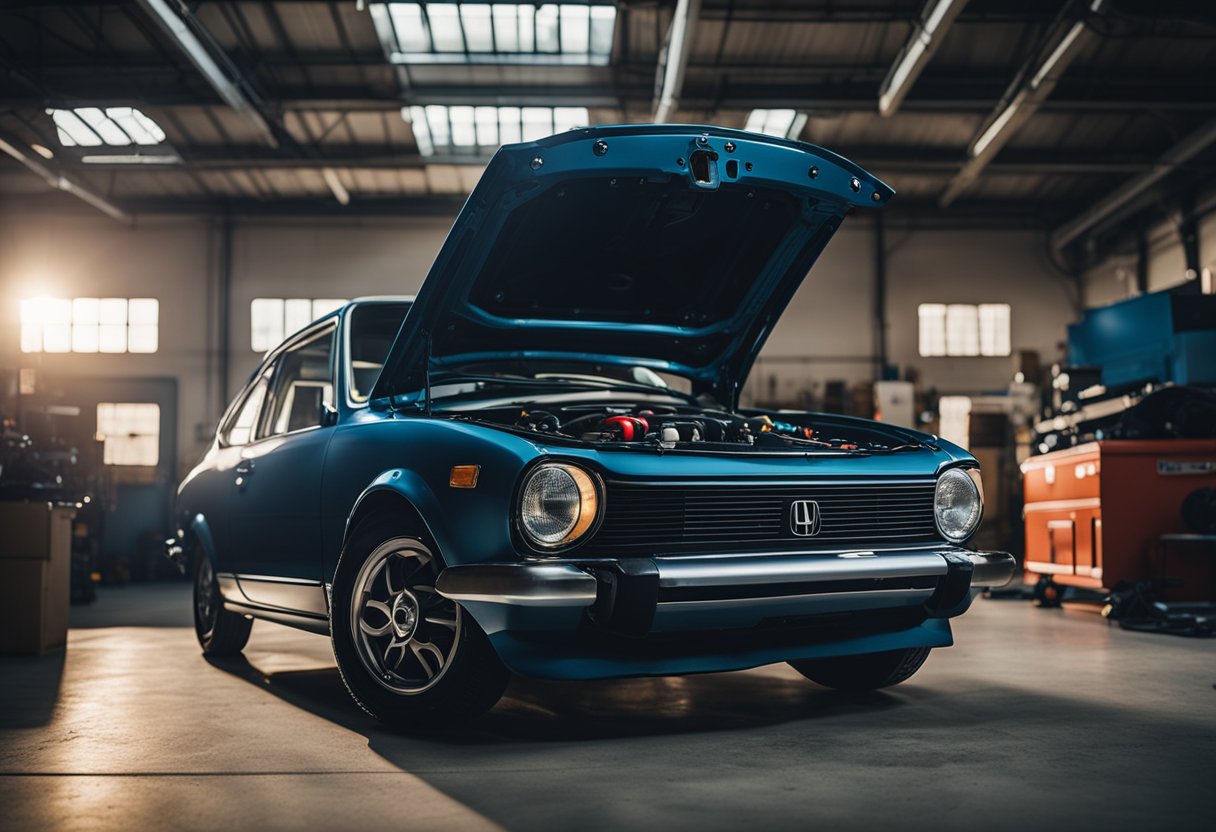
[
  {"xmin": 330, "ymin": 514, "xmax": 509, "ymax": 727},
  {"xmin": 789, "ymin": 647, "xmax": 931, "ymax": 691},
  {"xmin": 193, "ymin": 548, "xmax": 252, "ymax": 656}
]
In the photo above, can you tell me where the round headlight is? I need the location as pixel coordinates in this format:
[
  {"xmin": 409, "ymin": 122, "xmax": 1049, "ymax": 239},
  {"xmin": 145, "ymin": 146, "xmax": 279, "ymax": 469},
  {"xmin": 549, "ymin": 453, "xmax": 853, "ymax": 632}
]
[
  {"xmin": 934, "ymin": 468, "xmax": 983, "ymax": 543},
  {"xmin": 518, "ymin": 463, "xmax": 600, "ymax": 550}
]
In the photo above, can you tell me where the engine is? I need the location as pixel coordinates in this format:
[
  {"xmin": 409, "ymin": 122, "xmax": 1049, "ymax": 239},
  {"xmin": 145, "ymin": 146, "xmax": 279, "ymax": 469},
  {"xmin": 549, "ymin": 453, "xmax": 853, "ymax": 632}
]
[{"xmin": 510, "ymin": 404, "xmax": 865, "ymax": 450}]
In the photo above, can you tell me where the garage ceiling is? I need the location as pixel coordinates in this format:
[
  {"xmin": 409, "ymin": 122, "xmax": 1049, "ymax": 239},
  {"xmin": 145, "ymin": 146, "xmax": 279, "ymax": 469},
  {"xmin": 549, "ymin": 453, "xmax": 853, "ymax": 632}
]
[{"xmin": 1, "ymin": 0, "xmax": 1214, "ymax": 254}]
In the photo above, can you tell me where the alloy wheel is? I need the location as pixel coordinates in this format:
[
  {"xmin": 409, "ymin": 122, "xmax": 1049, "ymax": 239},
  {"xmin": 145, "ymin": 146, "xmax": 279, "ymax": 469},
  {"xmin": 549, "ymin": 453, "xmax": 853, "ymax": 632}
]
[{"xmin": 349, "ymin": 538, "xmax": 462, "ymax": 695}]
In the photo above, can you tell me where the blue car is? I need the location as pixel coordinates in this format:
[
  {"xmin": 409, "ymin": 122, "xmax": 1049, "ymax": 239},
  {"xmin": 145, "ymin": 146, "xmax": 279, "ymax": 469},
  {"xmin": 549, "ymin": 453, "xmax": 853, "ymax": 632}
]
[{"xmin": 170, "ymin": 125, "xmax": 1015, "ymax": 725}]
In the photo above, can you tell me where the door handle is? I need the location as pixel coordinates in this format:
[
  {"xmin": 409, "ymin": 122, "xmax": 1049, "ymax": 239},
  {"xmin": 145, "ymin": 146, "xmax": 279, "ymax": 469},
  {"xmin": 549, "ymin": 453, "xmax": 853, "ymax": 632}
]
[{"xmin": 236, "ymin": 460, "xmax": 255, "ymax": 476}]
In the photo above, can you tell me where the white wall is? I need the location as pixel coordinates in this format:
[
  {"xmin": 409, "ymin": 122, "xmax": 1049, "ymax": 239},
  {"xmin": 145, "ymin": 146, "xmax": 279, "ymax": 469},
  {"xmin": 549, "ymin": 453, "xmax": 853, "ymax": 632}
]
[
  {"xmin": 1081, "ymin": 197, "xmax": 1216, "ymax": 308},
  {"xmin": 1, "ymin": 198, "xmax": 1080, "ymax": 470}
]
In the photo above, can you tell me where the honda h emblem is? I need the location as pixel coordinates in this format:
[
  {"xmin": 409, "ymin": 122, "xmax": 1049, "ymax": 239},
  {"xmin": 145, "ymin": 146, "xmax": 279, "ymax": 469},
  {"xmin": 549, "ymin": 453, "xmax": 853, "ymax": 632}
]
[{"xmin": 791, "ymin": 500, "xmax": 822, "ymax": 536}]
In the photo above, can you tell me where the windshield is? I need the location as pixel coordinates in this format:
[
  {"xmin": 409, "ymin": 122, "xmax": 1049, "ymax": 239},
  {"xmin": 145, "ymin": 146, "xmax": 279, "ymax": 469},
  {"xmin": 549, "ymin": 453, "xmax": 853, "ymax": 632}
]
[{"xmin": 348, "ymin": 302, "xmax": 412, "ymax": 403}]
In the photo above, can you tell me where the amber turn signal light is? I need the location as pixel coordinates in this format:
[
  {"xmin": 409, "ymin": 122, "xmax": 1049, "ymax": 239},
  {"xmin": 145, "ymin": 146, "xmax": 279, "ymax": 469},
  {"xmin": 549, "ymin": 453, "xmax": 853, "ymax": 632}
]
[{"xmin": 449, "ymin": 465, "xmax": 480, "ymax": 488}]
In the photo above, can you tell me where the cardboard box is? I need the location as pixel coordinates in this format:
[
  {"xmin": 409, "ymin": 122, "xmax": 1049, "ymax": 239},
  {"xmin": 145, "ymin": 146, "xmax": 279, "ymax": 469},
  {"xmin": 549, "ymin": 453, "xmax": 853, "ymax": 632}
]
[{"xmin": 0, "ymin": 502, "xmax": 76, "ymax": 655}]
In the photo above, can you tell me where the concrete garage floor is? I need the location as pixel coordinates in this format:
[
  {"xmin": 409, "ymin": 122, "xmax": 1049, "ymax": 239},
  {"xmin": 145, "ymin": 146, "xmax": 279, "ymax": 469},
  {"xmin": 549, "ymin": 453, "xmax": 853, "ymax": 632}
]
[{"xmin": 1, "ymin": 584, "xmax": 1212, "ymax": 831}]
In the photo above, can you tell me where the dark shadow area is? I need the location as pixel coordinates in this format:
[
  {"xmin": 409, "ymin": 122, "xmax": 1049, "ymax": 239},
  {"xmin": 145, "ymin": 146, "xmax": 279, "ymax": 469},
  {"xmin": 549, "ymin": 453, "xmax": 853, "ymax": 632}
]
[
  {"xmin": 0, "ymin": 650, "xmax": 65, "ymax": 729},
  {"xmin": 69, "ymin": 582, "xmax": 193, "ymax": 629},
  {"xmin": 204, "ymin": 651, "xmax": 1216, "ymax": 831},
  {"xmin": 205, "ymin": 653, "xmax": 901, "ymax": 745}
]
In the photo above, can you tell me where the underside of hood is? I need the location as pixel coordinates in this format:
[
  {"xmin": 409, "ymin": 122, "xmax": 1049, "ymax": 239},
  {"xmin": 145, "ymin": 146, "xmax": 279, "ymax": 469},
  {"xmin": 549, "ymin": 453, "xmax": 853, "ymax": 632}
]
[{"xmin": 371, "ymin": 124, "xmax": 893, "ymax": 409}]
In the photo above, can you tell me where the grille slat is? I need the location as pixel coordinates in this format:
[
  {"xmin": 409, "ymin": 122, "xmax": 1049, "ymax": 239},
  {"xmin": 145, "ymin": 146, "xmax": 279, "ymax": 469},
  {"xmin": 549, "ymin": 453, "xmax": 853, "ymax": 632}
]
[{"xmin": 589, "ymin": 479, "xmax": 939, "ymax": 553}]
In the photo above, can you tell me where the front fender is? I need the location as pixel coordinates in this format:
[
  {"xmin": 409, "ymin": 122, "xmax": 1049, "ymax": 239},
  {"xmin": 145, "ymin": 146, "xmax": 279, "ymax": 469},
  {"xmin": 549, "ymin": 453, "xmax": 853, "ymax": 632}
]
[
  {"xmin": 343, "ymin": 468, "xmax": 452, "ymax": 559},
  {"xmin": 166, "ymin": 512, "xmax": 217, "ymax": 574}
]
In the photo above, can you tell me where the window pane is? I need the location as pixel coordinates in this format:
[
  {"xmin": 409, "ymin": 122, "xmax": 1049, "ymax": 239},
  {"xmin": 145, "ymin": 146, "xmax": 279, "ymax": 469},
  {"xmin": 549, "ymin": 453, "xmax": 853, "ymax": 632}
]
[
  {"xmin": 312, "ymin": 298, "xmax": 347, "ymax": 319},
  {"xmin": 226, "ymin": 375, "xmax": 268, "ymax": 446},
  {"xmin": 498, "ymin": 106, "xmax": 522, "ymax": 144},
  {"xmin": 917, "ymin": 304, "xmax": 946, "ymax": 357},
  {"xmin": 128, "ymin": 298, "xmax": 159, "ymax": 325},
  {"xmin": 387, "ymin": 3, "xmax": 430, "ymax": 52},
  {"xmin": 535, "ymin": 4, "xmax": 559, "ymax": 52},
  {"xmin": 493, "ymin": 4, "xmax": 521, "ymax": 51},
  {"xmin": 979, "ymin": 303, "xmax": 1011, "ymax": 356},
  {"xmin": 448, "ymin": 106, "xmax": 477, "ymax": 147},
  {"xmin": 73, "ymin": 297, "xmax": 100, "ymax": 324},
  {"xmin": 98, "ymin": 324, "xmax": 126, "ymax": 353},
  {"xmin": 407, "ymin": 106, "xmax": 433, "ymax": 156},
  {"xmin": 265, "ymin": 329, "xmax": 336, "ymax": 436},
  {"xmin": 128, "ymin": 325, "xmax": 158, "ymax": 353},
  {"xmin": 938, "ymin": 396, "xmax": 972, "ymax": 450},
  {"xmin": 521, "ymin": 107, "xmax": 553, "ymax": 141},
  {"xmin": 20, "ymin": 324, "xmax": 42, "ymax": 353},
  {"xmin": 96, "ymin": 402, "xmax": 159, "ymax": 466},
  {"xmin": 428, "ymin": 4, "xmax": 464, "ymax": 51},
  {"xmin": 76, "ymin": 107, "xmax": 131, "ymax": 146},
  {"xmin": 73, "ymin": 323, "xmax": 99, "ymax": 353},
  {"xmin": 43, "ymin": 324, "xmax": 72, "ymax": 353},
  {"xmin": 99, "ymin": 298, "xmax": 128, "ymax": 325},
  {"xmin": 461, "ymin": 4, "xmax": 494, "ymax": 52},
  {"xmin": 589, "ymin": 6, "xmax": 616, "ymax": 55},
  {"xmin": 251, "ymin": 298, "xmax": 284, "ymax": 352},
  {"xmin": 284, "ymin": 298, "xmax": 314, "ymax": 336},
  {"xmin": 559, "ymin": 5, "xmax": 590, "ymax": 54},
  {"xmin": 474, "ymin": 106, "xmax": 499, "ymax": 147},
  {"xmin": 945, "ymin": 304, "xmax": 979, "ymax": 356}
]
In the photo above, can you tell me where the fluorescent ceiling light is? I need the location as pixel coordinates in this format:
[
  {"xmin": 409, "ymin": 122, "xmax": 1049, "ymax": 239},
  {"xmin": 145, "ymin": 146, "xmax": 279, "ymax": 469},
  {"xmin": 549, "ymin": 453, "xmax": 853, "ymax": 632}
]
[
  {"xmin": 743, "ymin": 109, "xmax": 807, "ymax": 140},
  {"xmin": 48, "ymin": 107, "xmax": 168, "ymax": 148},
  {"xmin": 405, "ymin": 105, "xmax": 588, "ymax": 156},
  {"xmin": 81, "ymin": 153, "xmax": 181, "ymax": 165},
  {"xmin": 373, "ymin": 3, "xmax": 615, "ymax": 64}
]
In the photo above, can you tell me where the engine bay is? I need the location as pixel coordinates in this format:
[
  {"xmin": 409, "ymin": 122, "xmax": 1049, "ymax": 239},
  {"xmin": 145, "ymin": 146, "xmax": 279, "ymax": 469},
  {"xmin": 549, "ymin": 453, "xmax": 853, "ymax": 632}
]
[{"xmin": 462, "ymin": 401, "xmax": 926, "ymax": 453}]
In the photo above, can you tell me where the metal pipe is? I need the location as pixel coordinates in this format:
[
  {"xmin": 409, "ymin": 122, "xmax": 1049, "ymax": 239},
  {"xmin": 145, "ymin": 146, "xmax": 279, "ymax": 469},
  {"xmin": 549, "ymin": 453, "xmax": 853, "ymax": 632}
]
[
  {"xmin": 1051, "ymin": 117, "xmax": 1216, "ymax": 250},
  {"xmin": 136, "ymin": 0, "xmax": 279, "ymax": 148},
  {"xmin": 940, "ymin": 0, "xmax": 1107, "ymax": 207},
  {"xmin": 652, "ymin": 0, "xmax": 702, "ymax": 122},
  {"xmin": 0, "ymin": 133, "xmax": 130, "ymax": 222},
  {"xmin": 878, "ymin": 0, "xmax": 970, "ymax": 117}
]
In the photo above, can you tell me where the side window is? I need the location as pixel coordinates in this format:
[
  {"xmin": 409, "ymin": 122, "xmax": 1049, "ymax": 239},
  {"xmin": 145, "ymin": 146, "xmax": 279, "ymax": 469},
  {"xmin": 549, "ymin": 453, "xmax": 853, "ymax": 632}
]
[
  {"xmin": 262, "ymin": 326, "xmax": 336, "ymax": 437},
  {"xmin": 223, "ymin": 372, "xmax": 270, "ymax": 446}
]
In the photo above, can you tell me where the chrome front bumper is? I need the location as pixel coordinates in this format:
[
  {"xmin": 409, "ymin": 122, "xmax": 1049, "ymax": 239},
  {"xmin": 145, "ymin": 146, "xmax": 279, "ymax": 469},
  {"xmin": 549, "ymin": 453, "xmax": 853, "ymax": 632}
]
[{"xmin": 436, "ymin": 547, "xmax": 1016, "ymax": 633}]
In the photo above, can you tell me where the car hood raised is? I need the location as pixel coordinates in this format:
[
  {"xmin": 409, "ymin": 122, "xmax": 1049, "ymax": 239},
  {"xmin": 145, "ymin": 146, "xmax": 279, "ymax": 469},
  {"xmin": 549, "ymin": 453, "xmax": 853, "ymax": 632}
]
[{"xmin": 370, "ymin": 124, "xmax": 893, "ymax": 408}]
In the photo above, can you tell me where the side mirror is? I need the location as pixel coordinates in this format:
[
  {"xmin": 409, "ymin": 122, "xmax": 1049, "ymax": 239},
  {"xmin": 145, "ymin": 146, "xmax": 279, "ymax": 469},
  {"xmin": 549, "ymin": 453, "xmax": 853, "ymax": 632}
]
[{"xmin": 320, "ymin": 403, "xmax": 338, "ymax": 427}]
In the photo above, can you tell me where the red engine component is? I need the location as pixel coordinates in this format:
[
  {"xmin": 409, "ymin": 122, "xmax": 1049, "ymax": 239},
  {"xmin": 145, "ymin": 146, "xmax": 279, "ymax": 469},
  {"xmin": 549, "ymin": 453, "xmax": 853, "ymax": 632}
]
[{"xmin": 602, "ymin": 415, "xmax": 649, "ymax": 441}]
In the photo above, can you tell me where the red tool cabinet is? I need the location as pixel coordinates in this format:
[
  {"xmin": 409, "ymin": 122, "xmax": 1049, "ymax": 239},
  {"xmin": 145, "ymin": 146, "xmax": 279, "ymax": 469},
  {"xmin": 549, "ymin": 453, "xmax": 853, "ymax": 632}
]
[{"xmin": 1021, "ymin": 440, "xmax": 1216, "ymax": 600}]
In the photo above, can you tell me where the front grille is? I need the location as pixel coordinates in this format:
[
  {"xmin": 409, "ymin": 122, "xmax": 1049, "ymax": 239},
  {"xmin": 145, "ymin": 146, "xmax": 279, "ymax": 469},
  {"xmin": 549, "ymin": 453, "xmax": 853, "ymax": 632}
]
[{"xmin": 588, "ymin": 479, "xmax": 940, "ymax": 553}]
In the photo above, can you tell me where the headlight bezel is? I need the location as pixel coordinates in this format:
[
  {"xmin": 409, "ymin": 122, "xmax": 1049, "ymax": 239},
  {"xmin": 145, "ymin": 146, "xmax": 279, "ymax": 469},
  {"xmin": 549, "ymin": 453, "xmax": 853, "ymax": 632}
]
[
  {"xmin": 514, "ymin": 460, "xmax": 605, "ymax": 554},
  {"xmin": 934, "ymin": 466, "xmax": 984, "ymax": 543}
]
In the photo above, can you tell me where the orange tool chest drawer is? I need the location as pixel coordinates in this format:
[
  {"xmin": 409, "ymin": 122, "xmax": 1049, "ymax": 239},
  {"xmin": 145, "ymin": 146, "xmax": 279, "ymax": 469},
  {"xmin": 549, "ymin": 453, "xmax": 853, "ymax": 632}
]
[{"xmin": 1021, "ymin": 440, "xmax": 1216, "ymax": 598}]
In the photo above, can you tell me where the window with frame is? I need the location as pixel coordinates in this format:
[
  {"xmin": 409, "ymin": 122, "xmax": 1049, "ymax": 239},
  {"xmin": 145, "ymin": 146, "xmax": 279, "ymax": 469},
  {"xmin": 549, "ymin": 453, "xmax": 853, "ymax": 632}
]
[
  {"xmin": 918, "ymin": 303, "xmax": 1011, "ymax": 357},
  {"xmin": 223, "ymin": 372, "xmax": 270, "ymax": 446},
  {"xmin": 263, "ymin": 328, "xmax": 336, "ymax": 437},
  {"xmin": 406, "ymin": 104, "xmax": 588, "ymax": 156},
  {"xmin": 21, "ymin": 297, "xmax": 158, "ymax": 354},
  {"xmin": 370, "ymin": 2, "xmax": 617, "ymax": 66},
  {"xmin": 250, "ymin": 298, "xmax": 346, "ymax": 352},
  {"xmin": 95, "ymin": 403, "xmax": 160, "ymax": 466}
]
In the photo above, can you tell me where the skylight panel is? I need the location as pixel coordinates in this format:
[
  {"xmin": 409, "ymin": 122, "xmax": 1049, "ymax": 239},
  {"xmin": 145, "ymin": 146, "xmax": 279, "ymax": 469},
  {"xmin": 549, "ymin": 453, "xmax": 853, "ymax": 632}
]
[
  {"xmin": 375, "ymin": 2, "xmax": 615, "ymax": 65},
  {"xmin": 48, "ymin": 107, "xmax": 168, "ymax": 148},
  {"xmin": 743, "ymin": 109, "xmax": 808, "ymax": 140},
  {"xmin": 405, "ymin": 105, "xmax": 588, "ymax": 156}
]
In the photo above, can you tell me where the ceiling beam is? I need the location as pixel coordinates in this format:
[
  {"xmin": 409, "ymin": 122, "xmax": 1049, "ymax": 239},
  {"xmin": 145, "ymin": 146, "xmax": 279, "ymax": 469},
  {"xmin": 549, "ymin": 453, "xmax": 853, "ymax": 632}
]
[
  {"xmin": 879, "ymin": 0, "xmax": 970, "ymax": 117},
  {"xmin": 652, "ymin": 0, "xmax": 701, "ymax": 122},
  {"xmin": 134, "ymin": 0, "xmax": 280, "ymax": 148},
  {"xmin": 0, "ymin": 129, "xmax": 129, "ymax": 222},
  {"xmin": 1051, "ymin": 116, "xmax": 1216, "ymax": 250},
  {"xmin": 938, "ymin": 0, "xmax": 1108, "ymax": 207},
  {"xmin": 55, "ymin": 145, "xmax": 1183, "ymax": 176}
]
